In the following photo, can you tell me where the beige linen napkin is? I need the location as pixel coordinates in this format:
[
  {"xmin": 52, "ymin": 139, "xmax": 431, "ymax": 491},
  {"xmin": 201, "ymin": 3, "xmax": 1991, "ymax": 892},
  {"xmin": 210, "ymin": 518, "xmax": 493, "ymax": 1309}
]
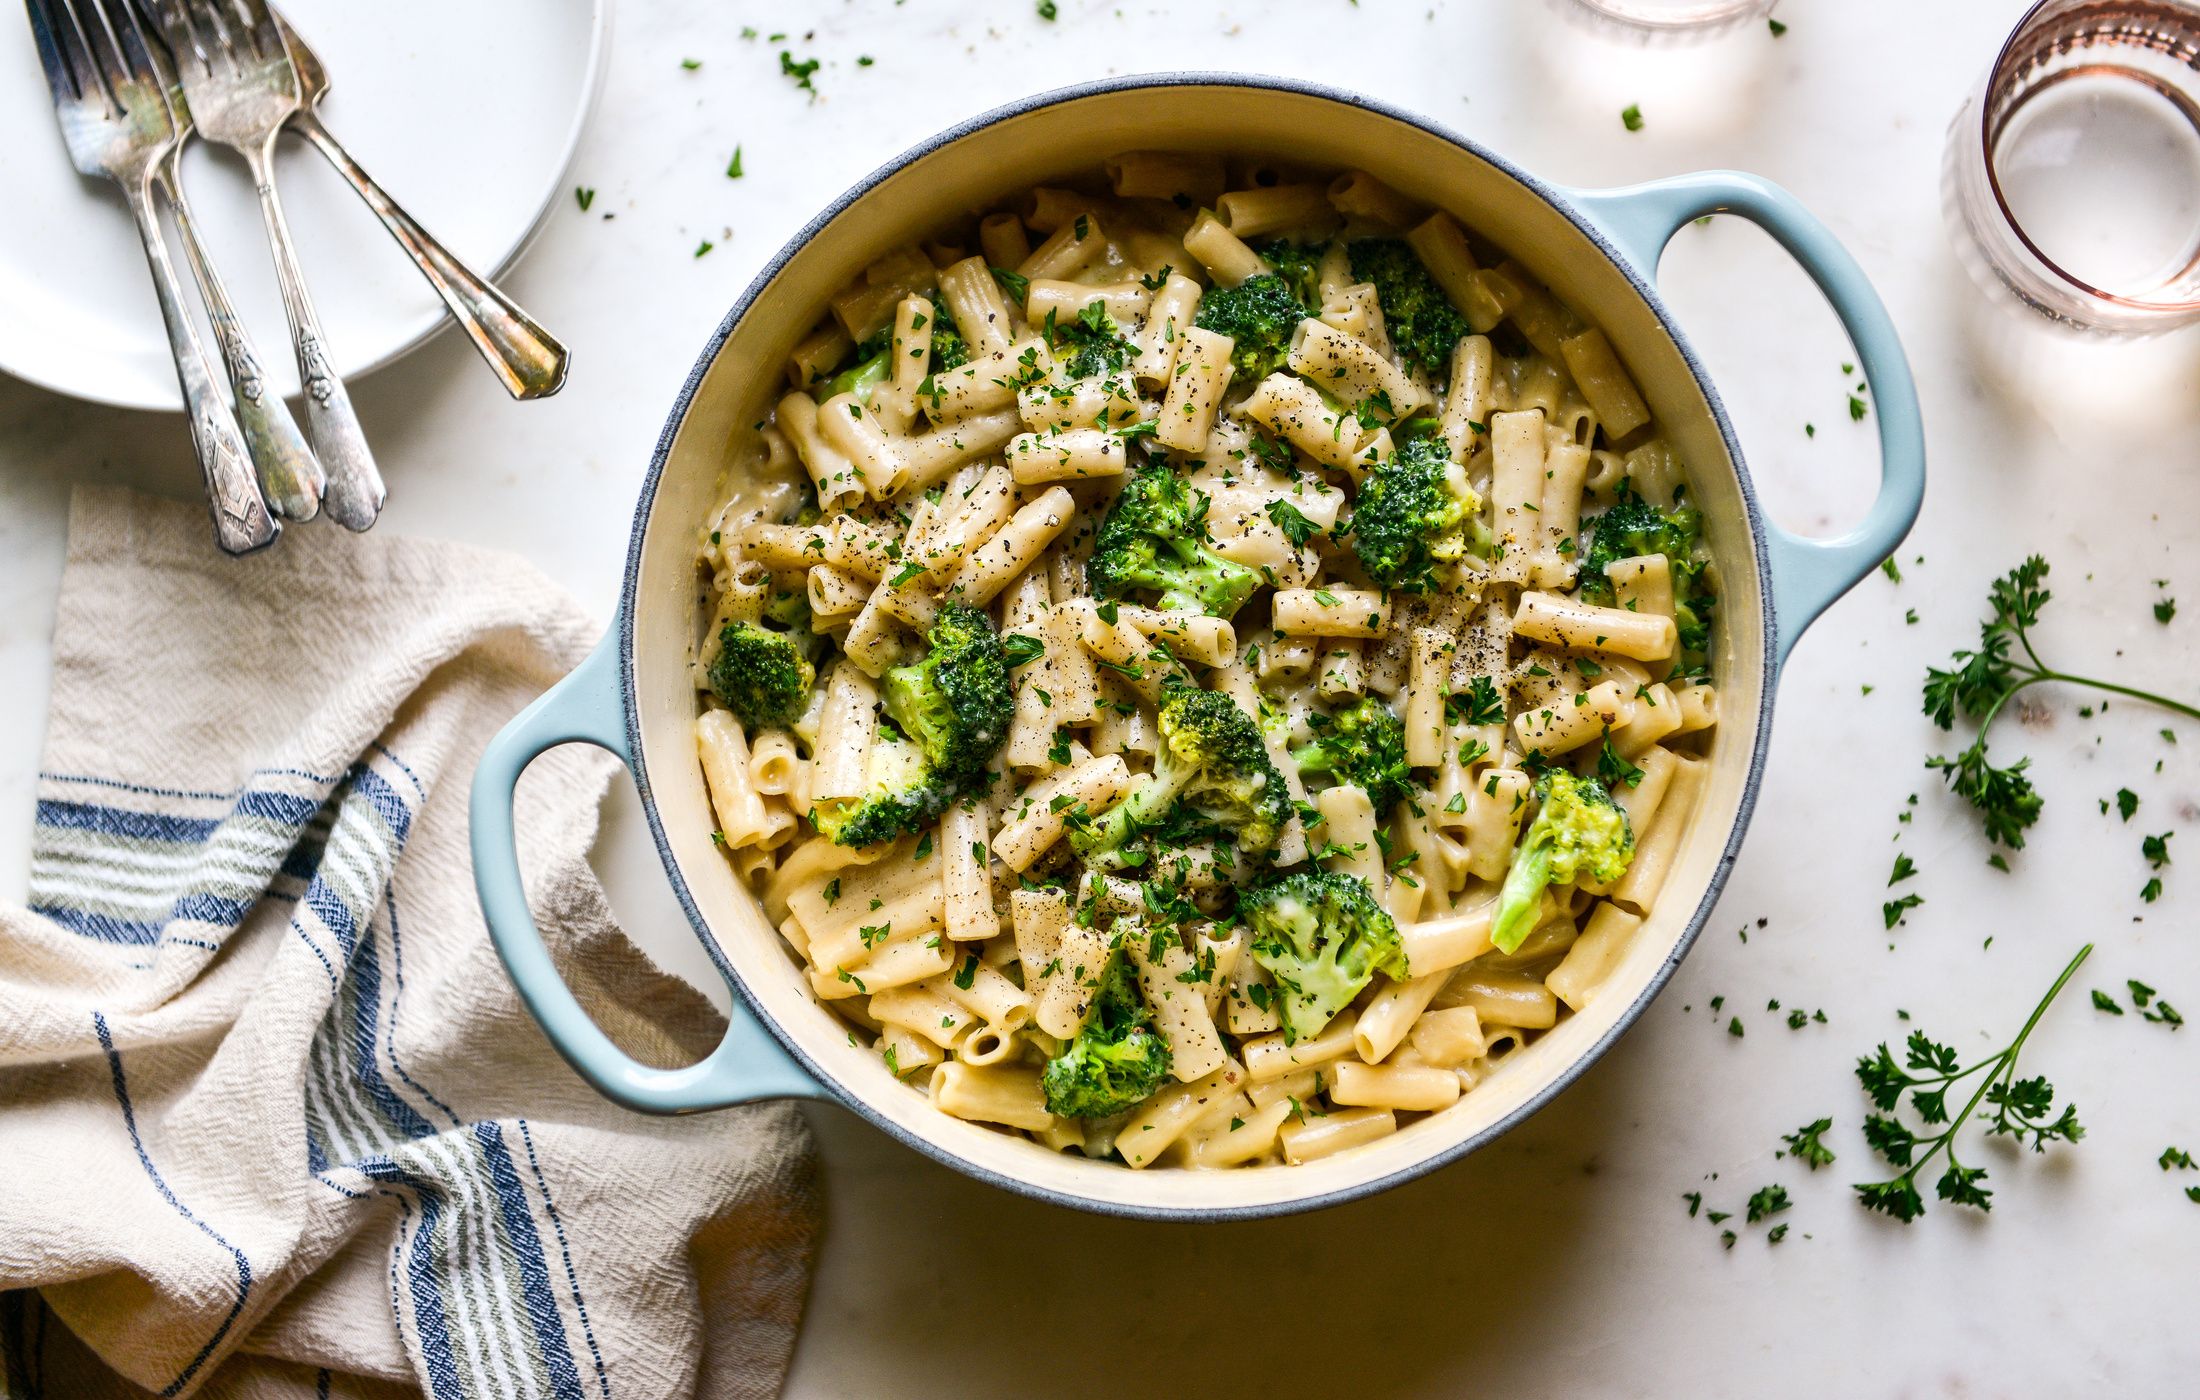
[{"xmin": 0, "ymin": 486, "xmax": 819, "ymax": 1400}]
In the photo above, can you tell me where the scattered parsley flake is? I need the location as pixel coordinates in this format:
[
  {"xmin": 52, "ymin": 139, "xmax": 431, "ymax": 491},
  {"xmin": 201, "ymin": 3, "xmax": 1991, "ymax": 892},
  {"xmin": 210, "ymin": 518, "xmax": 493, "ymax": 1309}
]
[
  {"xmin": 1782, "ymin": 1119, "xmax": 1836, "ymax": 1170},
  {"xmin": 779, "ymin": 51, "xmax": 820, "ymax": 94}
]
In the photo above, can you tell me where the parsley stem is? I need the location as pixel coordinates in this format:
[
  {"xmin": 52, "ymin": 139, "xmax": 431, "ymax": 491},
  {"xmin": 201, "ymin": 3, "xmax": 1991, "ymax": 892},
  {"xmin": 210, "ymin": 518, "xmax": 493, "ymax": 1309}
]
[
  {"xmin": 2028, "ymin": 668, "xmax": 2200, "ymax": 722},
  {"xmin": 1880, "ymin": 943, "xmax": 2090, "ymax": 1195},
  {"xmin": 2006, "ymin": 614, "xmax": 2200, "ymax": 719}
]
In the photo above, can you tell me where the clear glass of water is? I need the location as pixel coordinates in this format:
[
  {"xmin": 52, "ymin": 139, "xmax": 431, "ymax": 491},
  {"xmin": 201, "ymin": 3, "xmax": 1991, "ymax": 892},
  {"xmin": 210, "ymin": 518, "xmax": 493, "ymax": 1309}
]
[
  {"xmin": 1945, "ymin": 0, "xmax": 2200, "ymax": 335},
  {"xmin": 1559, "ymin": 0, "xmax": 1778, "ymax": 40}
]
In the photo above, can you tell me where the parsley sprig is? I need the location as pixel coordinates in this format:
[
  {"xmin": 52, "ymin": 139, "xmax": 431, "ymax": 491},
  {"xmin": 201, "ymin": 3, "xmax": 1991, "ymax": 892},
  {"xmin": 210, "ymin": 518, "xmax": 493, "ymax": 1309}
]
[
  {"xmin": 1852, "ymin": 943, "xmax": 2090, "ymax": 1222},
  {"xmin": 1924, "ymin": 559, "xmax": 2200, "ymax": 848}
]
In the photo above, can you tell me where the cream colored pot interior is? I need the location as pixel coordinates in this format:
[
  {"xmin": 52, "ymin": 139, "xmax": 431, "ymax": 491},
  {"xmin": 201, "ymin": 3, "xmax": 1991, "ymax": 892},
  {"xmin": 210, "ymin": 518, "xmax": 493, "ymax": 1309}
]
[{"xmin": 629, "ymin": 82, "xmax": 1767, "ymax": 1215}]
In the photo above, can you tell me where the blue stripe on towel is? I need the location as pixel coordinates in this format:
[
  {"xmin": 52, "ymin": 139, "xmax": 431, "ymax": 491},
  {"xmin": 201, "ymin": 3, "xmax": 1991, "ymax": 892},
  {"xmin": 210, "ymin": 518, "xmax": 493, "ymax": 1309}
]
[
  {"xmin": 28, "ymin": 904, "xmax": 163, "ymax": 946},
  {"xmin": 349, "ymin": 922, "xmax": 436, "ymax": 1142},
  {"xmin": 35, "ymin": 801, "xmax": 218, "ymax": 845},
  {"xmin": 234, "ymin": 789, "xmax": 326, "ymax": 826},
  {"xmin": 94, "ymin": 1012, "xmax": 253, "ymax": 1397},
  {"xmin": 354, "ymin": 765, "xmax": 415, "ymax": 845},
  {"xmin": 518, "ymin": 1120, "xmax": 613, "ymax": 1400},
  {"xmin": 400, "ymin": 1177, "xmax": 465, "ymax": 1400},
  {"xmin": 477, "ymin": 1123, "xmax": 584, "ymax": 1400},
  {"xmin": 39, "ymin": 767, "xmax": 343, "ymax": 801},
  {"xmin": 29, "ymin": 895, "xmax": 248, "ymax": 947}
]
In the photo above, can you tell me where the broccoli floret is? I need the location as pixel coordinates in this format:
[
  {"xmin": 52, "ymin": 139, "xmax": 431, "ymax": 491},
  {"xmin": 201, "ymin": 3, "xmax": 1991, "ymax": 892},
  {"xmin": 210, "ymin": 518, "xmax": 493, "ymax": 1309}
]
[
  {"xmin": 1348, "ymin": 432, "xmax": 1490, "ymax": 590},
  {"xmin": 1040, "ymin": 947, "xmax": 1173, "ymax": 1118},
  {"xmin": 1087, "ymin": 466, "xmax": 1259, "ymax": 617},
  {"xmin": 1191, "ymin": 272, "xmax": 1307, "ymax": 381},
  {"xmin": 1347, "ymin": 239, "xmax": 1474, "ymax": 378},
  {"xmin": 924, "ymin": 294, "xmax": 970, "ymax": 372},
  {"xmin": 1050, "ymin": 299, "xmax": 1136, "ymax": 380},
  {"xmin": 1490, "ymin": 771, "xmax": 1636, "ymax": 954},
  {"xmin": 707, "ymin": 612, "xmax": 816, "ymax": 730},
  {"xmin": 1240, "ymin": 870, "xmax": 1406, "ymax": 1043},
  {"xmin": 880, "ymin": 600, "xmax": 1014, "ymax": 786},
  {"xmin": 1074, "ymin": 683, "xmax": 1291, "ymax": 870},
  {"xmin": 808, "ymin": 737, "xmax": 948, "ymax": 848},
  {"xmin": 1249, "ymin": 237, "xmax": 1327, "ymax": 311},
  {"xmin": 1577, "ymin": 489, "xmax": 1717, "ymax": 675},
  {"xmin": 1290, "ymin": 695, "xmax": 1412, "ymax": 818},
  {"xmin": 812, "ymin": 603, "xmax": 1012, "ymax": 848}
]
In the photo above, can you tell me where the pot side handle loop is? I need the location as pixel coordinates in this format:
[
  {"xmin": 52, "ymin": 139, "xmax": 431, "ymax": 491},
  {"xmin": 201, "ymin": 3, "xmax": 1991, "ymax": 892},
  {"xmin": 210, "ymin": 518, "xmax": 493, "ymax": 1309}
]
[
  {"xmin": 470, "ymin": 627, "xmax": 820, "ymax": 1113},
  {"xmin": 1565, "ymin": 172, "xmax": 1925, "ymax": 672}
]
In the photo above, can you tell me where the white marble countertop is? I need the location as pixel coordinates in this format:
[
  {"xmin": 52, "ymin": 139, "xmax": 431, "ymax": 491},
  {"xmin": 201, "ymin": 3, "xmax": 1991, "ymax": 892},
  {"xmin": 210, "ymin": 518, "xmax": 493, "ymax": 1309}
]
[{"xmin": 5, "ymin": 0, "xmax": 2197, "ymax": 1393}]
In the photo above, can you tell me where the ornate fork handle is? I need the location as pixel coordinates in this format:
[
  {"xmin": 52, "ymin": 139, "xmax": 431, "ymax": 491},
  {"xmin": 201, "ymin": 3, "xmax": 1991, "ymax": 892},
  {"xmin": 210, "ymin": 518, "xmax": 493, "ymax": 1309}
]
[
  {"xmin": 159, "ymin": 155, "xmax": 322, "ymax": 521},
  {"xmin": 291, "ymin": 110, "xmax": 569, "ymax": 399},
  {"xmin": 242, "ymin": 138, "xmax": 383, "ymax": 531},
  {"xmin": 123, "ymin": 177, "xmax": 278, "ymax": 555}
]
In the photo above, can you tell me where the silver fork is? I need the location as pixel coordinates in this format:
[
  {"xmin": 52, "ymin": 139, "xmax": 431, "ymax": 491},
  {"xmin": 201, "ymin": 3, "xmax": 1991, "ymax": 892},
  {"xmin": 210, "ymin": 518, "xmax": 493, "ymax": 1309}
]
[
  {"xmin": 143, "ymin": 0, "xmax": 383, "ymax": 532},
  {"xmin": 25, "ymin": 0, "xmax": 276, "ymax": 554},
  {"xmin": 105, "ymin": 0, "xmax": 323, "ymax": 520},
  {"xmin": 275, "ymin": 11, "xmax": 570, "ymax": 400}
]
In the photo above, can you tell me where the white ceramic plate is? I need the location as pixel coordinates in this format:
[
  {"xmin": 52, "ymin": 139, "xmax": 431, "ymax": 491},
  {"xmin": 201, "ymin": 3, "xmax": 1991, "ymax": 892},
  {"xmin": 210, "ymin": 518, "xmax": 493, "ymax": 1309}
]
[{"xmin": 0, "ymin": 0, "xmax": 607, "ymax": 411}]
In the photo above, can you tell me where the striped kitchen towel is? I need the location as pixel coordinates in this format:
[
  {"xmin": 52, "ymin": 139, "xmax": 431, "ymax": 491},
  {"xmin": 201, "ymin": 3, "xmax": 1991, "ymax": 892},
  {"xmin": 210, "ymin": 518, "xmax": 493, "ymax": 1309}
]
[{"xmin": 0, "ymin": 486, "xmax": 819, "ymax": 1400}]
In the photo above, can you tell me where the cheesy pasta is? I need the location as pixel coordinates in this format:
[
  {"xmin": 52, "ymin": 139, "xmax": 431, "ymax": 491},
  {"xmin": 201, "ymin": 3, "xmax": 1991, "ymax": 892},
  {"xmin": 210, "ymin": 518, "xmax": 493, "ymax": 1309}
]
[{"xmin": 692, "ymin": 158, "xmax": 1719, "ymax": 1170}]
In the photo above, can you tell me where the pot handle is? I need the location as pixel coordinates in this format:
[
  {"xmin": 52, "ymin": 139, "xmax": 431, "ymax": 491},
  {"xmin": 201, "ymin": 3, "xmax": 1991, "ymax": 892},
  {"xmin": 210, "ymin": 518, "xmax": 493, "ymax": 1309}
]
[
  {"xmin": 470, "ymin": 628, "xmax": 821, "ymax": 1113},
  {"xmin": 1565, "ymin": 172, "xmax": 1925, "ymax": 670}
]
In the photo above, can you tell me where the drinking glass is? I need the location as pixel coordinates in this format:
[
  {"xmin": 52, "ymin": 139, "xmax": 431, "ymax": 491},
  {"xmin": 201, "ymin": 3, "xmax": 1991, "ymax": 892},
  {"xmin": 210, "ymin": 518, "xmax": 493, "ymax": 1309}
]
[
  {"xmin": 1945, "ymin": 0, "xmax": 2200, "ymax": 335},
  {"xmin": 1560, "ymin": 0, "xmax": 1778, "ymax": 40}
]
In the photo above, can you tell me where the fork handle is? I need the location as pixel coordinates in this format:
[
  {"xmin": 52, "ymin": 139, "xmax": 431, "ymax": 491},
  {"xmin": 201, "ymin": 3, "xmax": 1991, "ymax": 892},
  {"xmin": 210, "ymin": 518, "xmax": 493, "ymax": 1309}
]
[
  {"xmin": 124, "ymin": 181, "xmax": 278, "ymax": 556},
  {"xmin": 291, "ymin": 110, "xmax": 570, "ymax": 400},
  {"xmin": 245, "ymin": 139, "xmax": 383, "ymax": 531},
  {"xmin": 159, "ymin": 159, "xmax": 324, "ymax": 523}
]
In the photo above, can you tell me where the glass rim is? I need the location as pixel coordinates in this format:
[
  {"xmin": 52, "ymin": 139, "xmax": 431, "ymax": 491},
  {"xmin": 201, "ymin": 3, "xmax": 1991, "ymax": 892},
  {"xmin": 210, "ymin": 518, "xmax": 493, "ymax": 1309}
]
[
  {"xmin": 1977, "ymin": 0, "xmax": 2200, "ymax": 316},
  {"xmin": 1563, "ymin": 0, "xmax": 1774, "ymax": 31}
]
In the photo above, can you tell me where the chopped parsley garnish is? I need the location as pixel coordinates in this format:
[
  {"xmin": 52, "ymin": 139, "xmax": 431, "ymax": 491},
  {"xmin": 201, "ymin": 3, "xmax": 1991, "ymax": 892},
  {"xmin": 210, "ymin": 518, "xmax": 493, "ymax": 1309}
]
[
  {"xmin": 1264, "ymin": 499, "xmax": 1320, "ymax": 549},
  {"xmin": 779, "ymin": 51, "xmax": 821, "ymax": 94},
  {"xmin": 1001, "ymin": 633, "xmax": 1045, "ymax": 668}
]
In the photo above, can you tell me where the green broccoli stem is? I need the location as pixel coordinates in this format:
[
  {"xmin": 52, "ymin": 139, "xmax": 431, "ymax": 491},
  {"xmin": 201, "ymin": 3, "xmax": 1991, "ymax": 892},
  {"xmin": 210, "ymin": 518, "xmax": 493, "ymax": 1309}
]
[
  {"xmin": 1490, "ymin": 843, "xmax": 1552, "ymax": 953},
  {"xmin": 1083, "ymin": 763, "xmax": 1195, "ymax": 867},
  {"xmin": 822, "ymin": 349, "xmax": 891, "ymax": 404},
  {"xmin": 1859, "ymin": 943, "xmax": 2091, "ymax": 1201}
]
